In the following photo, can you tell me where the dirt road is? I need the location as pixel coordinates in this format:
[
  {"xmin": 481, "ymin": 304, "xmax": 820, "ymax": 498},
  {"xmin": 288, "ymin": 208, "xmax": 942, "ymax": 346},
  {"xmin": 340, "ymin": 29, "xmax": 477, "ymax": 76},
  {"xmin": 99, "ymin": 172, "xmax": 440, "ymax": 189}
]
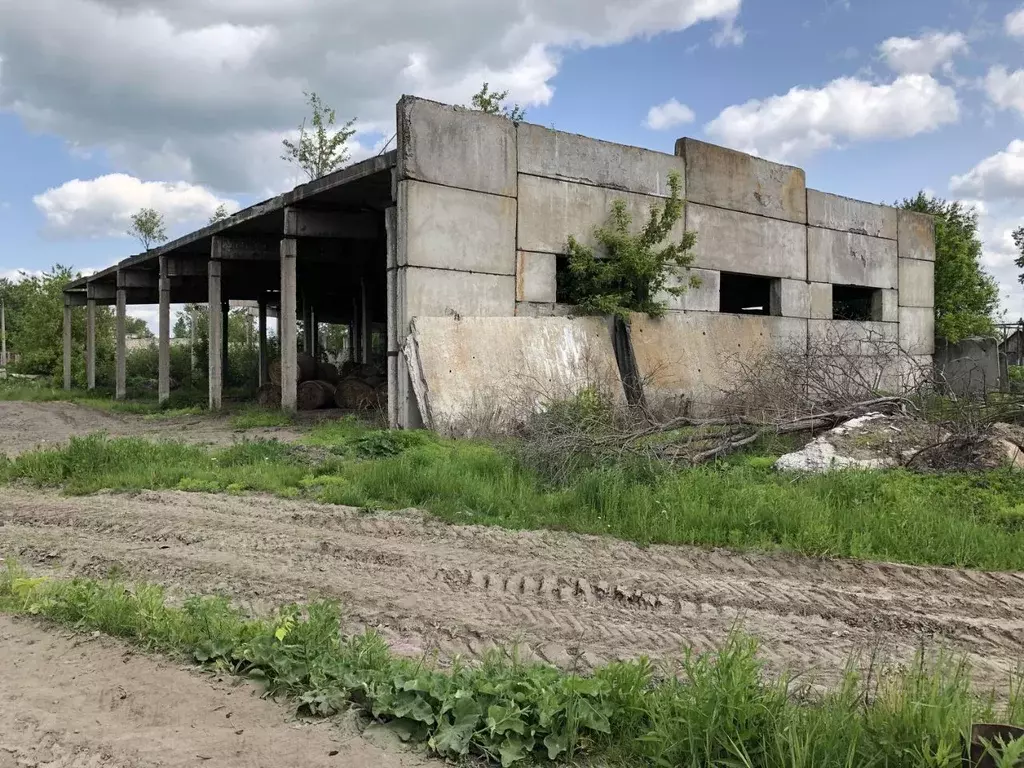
[
  {"xmin": 0, "ymin": 401, "xmax": 304, "ymax": 456},
  {"xmin": 0, "ymin": 614, "xmax": 427, "ymax": 768},
  {"xmin": 4, "ymin": 488, "xmax": 1023, "ymax": 690}
]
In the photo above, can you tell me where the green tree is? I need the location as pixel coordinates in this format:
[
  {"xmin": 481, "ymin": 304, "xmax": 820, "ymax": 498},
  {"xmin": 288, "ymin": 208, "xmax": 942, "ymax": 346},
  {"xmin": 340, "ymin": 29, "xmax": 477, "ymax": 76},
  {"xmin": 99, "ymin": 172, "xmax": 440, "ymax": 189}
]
[
  {"xmin": 281, "ymin": 91, "xmax": 356, "ymax": 180},
  {"xmin": 564, "ymin": 172, "xmax": 696, "ymax": 319},
  {"xmin": 125, "ymin": 316, "xmax": 153, "ymax": 338},
  {"xmin": 208, "ymin": 204, "xmax": 230, "ymax": 224},
  {"xmin": 899, "ymin": 193, "xmax": 999, "ymax": 342},
  {"xmin": 469, "ymin": 82, "xmax": 526, "ymax": 121},
  {"xmin": 127, "ymin": 208, "xmax": 168, "ymax": 251}
]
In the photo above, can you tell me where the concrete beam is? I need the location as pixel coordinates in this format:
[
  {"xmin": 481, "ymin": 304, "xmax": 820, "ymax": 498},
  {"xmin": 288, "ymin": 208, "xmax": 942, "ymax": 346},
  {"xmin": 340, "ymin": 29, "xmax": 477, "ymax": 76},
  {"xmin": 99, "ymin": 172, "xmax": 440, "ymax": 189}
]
[
  {"xmin": 208, "ymin": 260, "xmax": 223, "ymax": 410},
  {"xmin": 86, "ymin": 299, "xmax": 96, "ymax": 390},
  {"xmin": 87, "ymin": 283, "xmax": 116, "ymax": 301},
  {"xmin": 117, "ymin": 269, "xmax": 158, "ymax": 289},
  {"xmin": 212, "ymin": 235, "xmax": 279, "ymax": 261},
  {"xmin": 65, "ymin": 291, "xmax": 88, "ymax": 307},
  {"xmin": 280, "ymin": 238, "xmax": 298, "ymax": 412},
  {"xmin": 158, "ymin": 256, "xmax": 171, "ymax": 404},
  {"xmin": 164, "ymin": 257, "xmax": 208, "ymax": 277},
  {"xmin": 63, "ymin": 297, "xmax": 72, "ymax": 391},
  {"xmin": 115, "ymin": 288, "xmax": 127, "ymax": 400},
  {"xmin": 283, "ymin": 207, "xmax": 376, "ymax": 239}
]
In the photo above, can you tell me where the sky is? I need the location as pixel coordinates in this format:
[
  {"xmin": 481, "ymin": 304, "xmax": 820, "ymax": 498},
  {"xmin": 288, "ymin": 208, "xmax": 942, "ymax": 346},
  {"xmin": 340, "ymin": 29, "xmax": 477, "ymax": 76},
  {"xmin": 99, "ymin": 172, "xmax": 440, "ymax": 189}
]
[{"xmin": 2, "ymin": 0, "xmax": 1024, "ymax": 331}]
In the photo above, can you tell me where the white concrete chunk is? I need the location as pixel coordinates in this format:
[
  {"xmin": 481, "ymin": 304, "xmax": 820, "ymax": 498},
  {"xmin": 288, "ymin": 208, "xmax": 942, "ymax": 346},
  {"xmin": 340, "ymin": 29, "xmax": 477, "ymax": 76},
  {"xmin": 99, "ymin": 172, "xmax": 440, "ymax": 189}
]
[
  {"xmin": 808, "ymin": 227, "xmax": 897, "ymax": 289},
  {"xmin": 516, "ymin": 251, "xmax": 557, "ymax": 303},
  {"xmin": 899, "ymin": 258, "xmax": 935, "ymax": 308},
  {"xmin": 686, "ymin": 203, "xmax": 807, "ymax": 280},
  {"xmin": 807, "ymin": 190, "xmax": 897, "ymax": 240}
]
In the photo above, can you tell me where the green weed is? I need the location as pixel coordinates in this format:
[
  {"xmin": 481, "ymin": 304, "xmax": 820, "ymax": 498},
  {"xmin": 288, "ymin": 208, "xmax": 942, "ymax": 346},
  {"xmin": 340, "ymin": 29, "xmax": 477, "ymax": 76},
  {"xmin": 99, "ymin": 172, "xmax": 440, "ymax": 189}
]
[{"xmin": 230, "ymin": 407, "xmax": 295, "ymax": 430}]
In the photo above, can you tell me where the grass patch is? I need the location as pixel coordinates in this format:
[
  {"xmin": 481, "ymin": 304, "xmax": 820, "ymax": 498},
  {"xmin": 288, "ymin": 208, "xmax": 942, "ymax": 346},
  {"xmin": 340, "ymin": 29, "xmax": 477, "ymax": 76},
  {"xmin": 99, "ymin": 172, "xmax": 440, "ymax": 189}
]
[
  {"xmin": 1, "ymin": 564, "xmax": 1021, "ymax": 767},
  {"xmin": 230, "ymin": 407, "xmax": 295, "ymax": 430},
  {"xmin": 5, "ymin": 420, "xmax": 1024, "ymax": 572},
  {"xmin": 0, "ymin": 379, "xmax": 209, "ymax": 416}
]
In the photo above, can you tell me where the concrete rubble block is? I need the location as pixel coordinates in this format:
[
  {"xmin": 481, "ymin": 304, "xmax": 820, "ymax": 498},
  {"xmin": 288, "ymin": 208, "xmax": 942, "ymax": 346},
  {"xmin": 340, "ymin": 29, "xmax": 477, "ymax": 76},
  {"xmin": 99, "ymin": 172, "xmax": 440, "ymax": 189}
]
[
  {"xmin": 898, "ymin": 258, "xmax": 935, "ymax": 308},
  {"xmin": 899, "ymin": 307, "xmax": 936, "ymax": 356},
  {"xmin": 404, "ymin": 316, "xmax": 623, "ymax": 432},
  {"xmin": 898, "ymin": 209, "xmax": 936, "ymax": 262},
  {"xmin": 872, "ymin": 289, "xmax": 899, "ymax": 323},
  {"xmin": 656, "ymin": 267, "xmax": 720, "ymax": 312},
  {"xmin": 685, "ymin": 203, "xmax": 807, "ymax": 280},
  {"xmin": 810, "ymin": 283, "xmax": 832, "ymax": 320},
  {"xmin": 808, "ymin": 319, "xmax": 899, "ymax": 356},
  {"xmin": 401, "ymin": 266, "xmax": 515, "ymax": 323},
  {"xmin": 396, "ymin": 96, "xmax": 517, "ymax": 197},
  {"xmin": 515, "ymin": 302, "xmax": 578, "ymax": 318},
  {"xmin": 934, "ymin": 337, "xmax": 1000, "ymax": 396},
  {"xmin": 807, "ymin": 227, "xmax": 897, "ymax": 289},
  {"xmin": 397, "ymin": 180, "xmax": 516, "ymax": 275},
  {"xmin": 517, "ymin": 122, "xmax": 685, "ymax": 197},
  {"xmin": 517, "ymin": 174, "xmax": 685, "ymax": 255},
  {"xmin": 807, "ymin": 189, "xmax": 898, "ymax": 240},
  {"xmin": 676, "ymin": 138, "xmax": 807, "ymax": 224},
  {"xmin": 516, "ymin": 251, "xmax": 557, "ymax": 303},
  {"xmin": 771, "ymin": 279, "xmax": 810, "ymax": 318},
  {"xmin": 630, "ymin": 313, "xmax": 808, "ymax": 413}
]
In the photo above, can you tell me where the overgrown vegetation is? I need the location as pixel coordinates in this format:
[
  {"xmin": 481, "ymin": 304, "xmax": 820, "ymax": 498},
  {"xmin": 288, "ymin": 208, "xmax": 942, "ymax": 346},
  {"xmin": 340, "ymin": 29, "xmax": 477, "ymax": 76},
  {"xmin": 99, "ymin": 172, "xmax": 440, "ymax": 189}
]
[
  {"xmin": 127, "ymin": 207, "xmax": 168, "ymax": 251},
  {"xmin": 5, "ymin": 418, "xmax": 1024, "ymax": 571},
  {"xmin": 1, "ymin": 564, "xmax": 1021, "ymax": 767},
  {"xmin": 468, "ymin": 82, "xmax": 526, "ymax": 121},
  {"xmin": 564, "ymin": 171, "xmax": 698, "ymax": 319},
  {"xmin": 282, "ymin": 91, "xmax": 357, "ymax": 181}
]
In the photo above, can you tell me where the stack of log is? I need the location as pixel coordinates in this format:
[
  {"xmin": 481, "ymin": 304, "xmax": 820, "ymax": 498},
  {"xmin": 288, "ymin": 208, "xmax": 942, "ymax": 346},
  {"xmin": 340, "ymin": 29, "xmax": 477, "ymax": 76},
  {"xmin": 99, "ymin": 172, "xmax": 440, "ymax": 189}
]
[{"xmin": 257, "ymin": 352, "xmax": 385, "ymax": 411}]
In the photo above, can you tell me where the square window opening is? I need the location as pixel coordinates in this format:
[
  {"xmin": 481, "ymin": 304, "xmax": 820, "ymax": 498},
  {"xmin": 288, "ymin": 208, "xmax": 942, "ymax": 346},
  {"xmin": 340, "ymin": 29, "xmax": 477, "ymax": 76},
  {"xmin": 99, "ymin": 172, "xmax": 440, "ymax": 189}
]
[
  {"xmin": 832, "ymin": 285, "xmax": 881, "ymax": 321},
  {"xmin": 720, "ymin": 272, "xmax": 775, "ymax": 315}
]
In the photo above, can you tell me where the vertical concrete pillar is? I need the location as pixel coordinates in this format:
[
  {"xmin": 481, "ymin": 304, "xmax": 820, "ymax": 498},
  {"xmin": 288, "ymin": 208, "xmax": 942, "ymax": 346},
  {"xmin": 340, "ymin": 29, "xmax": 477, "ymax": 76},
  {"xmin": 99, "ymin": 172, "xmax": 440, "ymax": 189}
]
[
  {"xmin": 280, "ymin": 238, "xmax": 298, "ymax": 412},
  {"xmin": 221, "ymin": 299, "xmax": 230, "ymax": 389},
  {"xmin": 86, "ymin": 298, "xmax": 96, "ymax": 390},
  {"xmin": 360, "ymin": 276, "xmax": 370, "ymax": 364},
  {"xmin": 115, "ymin": 285, "xmax": 127, "ymax": 400},
  {"xmin": 207, "ymin": 259, "xmax": 223, "ymax": 410},
  {"xmin": 158, "ymin": 256, "xmax": 171, "ymax": 404},
  {"xmin": 310, "ymin": 310, "xmax": 319, "ymax": 359},
  {"xmin": 62, "ymin": 296, "xmax": 73, "ymax": 391},
  {"xmin": 301, "ymin": 293, "xmax": 314, "ymax": 354},
  {"xmin": 257, "ymin": 294, "xmax": 268, "ymax": 387}
]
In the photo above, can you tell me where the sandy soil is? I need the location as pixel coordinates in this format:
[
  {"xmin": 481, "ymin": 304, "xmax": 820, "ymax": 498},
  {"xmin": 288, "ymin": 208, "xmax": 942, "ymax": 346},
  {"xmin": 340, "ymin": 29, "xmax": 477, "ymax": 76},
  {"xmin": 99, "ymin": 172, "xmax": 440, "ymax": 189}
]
[
  {"xmin": 3, "ymin": 488, "xmax": 1023, "ymax": 691},
  {"xmin": 0, "ymin": 614, "xmax": 428, "ymax": 768},
  {"xmin": 0, "ymin": 401, "xmax": 305, "ymax": 456}
]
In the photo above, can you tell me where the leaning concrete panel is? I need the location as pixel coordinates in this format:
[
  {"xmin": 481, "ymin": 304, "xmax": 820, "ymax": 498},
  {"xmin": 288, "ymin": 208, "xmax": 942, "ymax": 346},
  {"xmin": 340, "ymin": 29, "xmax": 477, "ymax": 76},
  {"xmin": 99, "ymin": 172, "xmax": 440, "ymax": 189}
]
[
  {"xmin": 405, "ymin": 316, "xmax": 623, "ymax": 432},
  {"xmin": 516, "ymin": 251, "xmax": 557, "ymax": 303},
  {"xmin": 657, "ymin": 267, "xmax": 720, "ymax": 312},
  {"xmin": 402, "ymin": 267, "xmax": 515, "ymax": 323},
  {"xmin": 808, "ymin": 320, "xmax": 899, "ymax": 356},
  {"xmin": 807, "ymin": 227, "xmax": 897, "ymax": 289},
  {"xmin": 518, "ymin": 122, "xmax": 685, "ymax": 197},
  {"xmin": 631, "ymin": 313, "xmax": 808, "ymax": 411},
  {"xmin": 898, "ymin": 258, "xmax": 935, "ymax": 308},
  {"xmin": 807, "ymin": 190, "xmax": 897, "ymax": 240},
  {"xmin": 396, "ymin": 96, "xmax": 516, "ymax": 197},
  {"xmin": 398, "ymin": 180, "xmax": 516, "ymax": 274},
  {"xmin": 676, "ymin": 138, "xmax": 806, "ymax": 224},
  {"xmin": 518, "ymin": 174, "xmax": 685, "ymax": 254},
  {"xmin": 897, "ymin": 209, "xmax": 936, "ymax": 262},
  {"xmin": 899, "ymin": 307, "xmax": 936, "ymax": 356},
  {"xmin": 686, "ymin": 203, "xmax": 806, "ymax": 280}
]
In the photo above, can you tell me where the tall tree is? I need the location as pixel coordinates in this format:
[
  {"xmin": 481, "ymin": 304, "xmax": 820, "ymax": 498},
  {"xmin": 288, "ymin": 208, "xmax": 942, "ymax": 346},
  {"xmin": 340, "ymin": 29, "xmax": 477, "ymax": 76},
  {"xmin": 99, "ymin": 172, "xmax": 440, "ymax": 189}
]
[
  {"xmin": 469, "ymin": 82, "xmax": 526, "ymax": 121},
  {"xmin": 208, "ymin": 204, "xmax": 230, "ymax": 224},
  {"xmin": 127, "ymin": 208, "xmax": 168, "ymax": 251},
  {"xmin": 899, "ymin": 193, "xmax": 999, "ymax": 342},
  {"xmin": 125, "ymin": 316, "xmax": 154, "ymax": 338},
  {"xmin": 281, "ymin": 91, "xmax": 356, "ymax": 180}
]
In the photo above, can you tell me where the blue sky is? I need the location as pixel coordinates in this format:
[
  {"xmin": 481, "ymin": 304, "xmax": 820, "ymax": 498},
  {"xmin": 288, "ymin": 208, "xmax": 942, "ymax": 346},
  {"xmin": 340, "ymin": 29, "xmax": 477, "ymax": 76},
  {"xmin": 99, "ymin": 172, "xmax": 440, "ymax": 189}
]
[{"xmin": 2, "ymin": 0, "xmax": 1024, "ymax": 327}]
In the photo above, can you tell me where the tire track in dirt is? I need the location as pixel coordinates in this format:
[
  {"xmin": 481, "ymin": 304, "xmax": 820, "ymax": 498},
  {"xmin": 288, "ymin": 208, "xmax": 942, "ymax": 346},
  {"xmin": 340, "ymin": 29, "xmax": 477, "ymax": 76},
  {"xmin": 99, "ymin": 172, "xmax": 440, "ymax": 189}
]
[{"xmin": 2, "ymin": 488, "xmax": 1023, "ymax": 689}]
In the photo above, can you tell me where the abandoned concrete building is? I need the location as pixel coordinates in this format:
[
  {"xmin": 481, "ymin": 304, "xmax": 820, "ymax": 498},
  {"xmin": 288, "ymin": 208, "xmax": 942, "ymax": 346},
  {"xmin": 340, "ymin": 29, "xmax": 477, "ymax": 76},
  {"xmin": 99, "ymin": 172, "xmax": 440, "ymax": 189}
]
[{"xmin": 63, "ymin": 95, "xmax": 936, "ymax": 428}]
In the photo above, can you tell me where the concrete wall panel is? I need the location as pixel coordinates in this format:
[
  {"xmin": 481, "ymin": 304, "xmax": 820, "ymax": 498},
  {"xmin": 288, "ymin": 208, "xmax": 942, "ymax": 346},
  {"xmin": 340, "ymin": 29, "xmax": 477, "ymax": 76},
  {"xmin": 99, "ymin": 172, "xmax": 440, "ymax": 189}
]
[
  {"xmin": 676, "ymin": 138, "xmax": 807, "ymax": 224},
  {"xmin": 631, "ymin": 313, "xmax": 808, "ymax": 410},
  {"xmin": 398, "ymin": 180, "xmax": 516, "ymax": 274},
  {"xmin": 686, "ymin": 203, "xmax": 807, "ymax": 280},
  {"xmin": 402, "ymin": 267, "xmax": 515, "ymax": 322},
  {"xmin": 807, "ymin": 190, "xmax": 897, "ymax": 239},
  {"xmin": 809, "ymin": 319, "xmax": 899, "ymax": 356},
  {"xmin": 808, "ymin": 227, "xmax": 897, "ymax": 289},
  {"xmin": 515, "ymin": 302, "xmax": 577, "ymax": 318},
  {"xmin": 518, "ymin": 122, "xmax": 685, "ymax": 197},
  {"xmin": 898, "ymin": 209, "xmax": 936, "ymax": 262},
  {"xmin": 397, "ymin": 97, "xmax": 516, "ymax": 197},
  {"xmin": 898, "ymin": 258, "xmax": 935, "ymax": 308},
  {"xmin": 516, "ymin": 251, "xmax": 557, "ymax": 303},
  {"xmin": 657, "ymin": 267, "xmax": 720, "ymax": 312},
  {"xmin": 771, "ymin": 279, "xmax": 810, "ymax": 318},
  {"xmin": 810, "ymin": 283, "xmax": 832, "ymax": 319},
  {"xmin": 874, "ymin": 289, "xmax": 898, "ymax": 323},
  {"xmin": 899, "ymin": 307, "xmax": 936, "ymax": 356},
  {"xmin": 517, "ymin": 174, "xmax": 685, "ymax": 254}
]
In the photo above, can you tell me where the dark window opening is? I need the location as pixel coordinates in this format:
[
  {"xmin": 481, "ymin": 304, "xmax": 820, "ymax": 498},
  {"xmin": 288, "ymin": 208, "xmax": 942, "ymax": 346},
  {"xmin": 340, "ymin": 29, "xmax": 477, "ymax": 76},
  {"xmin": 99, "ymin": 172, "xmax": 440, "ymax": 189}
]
[
  {"xmin": 832, "ymin": 285, "xmax": 880, "ymax": 321},
  {"xmin": 555, "ymin": 255, "xmax": 571, "ymax": 304},
  {"xmin": 720, "ymin": 272, "xmax": 774, "ymax": 315}
]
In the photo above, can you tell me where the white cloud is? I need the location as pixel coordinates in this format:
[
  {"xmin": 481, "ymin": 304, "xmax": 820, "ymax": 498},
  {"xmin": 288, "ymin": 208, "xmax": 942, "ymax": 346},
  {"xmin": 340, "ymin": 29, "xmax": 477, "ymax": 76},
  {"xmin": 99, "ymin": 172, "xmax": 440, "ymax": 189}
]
[
  {"xmin": 645, "ymin": 98, "xmax": 696, "ymax": 130},
  {"xmin": 977, "ymin": 211, "xmax": 1024, "ymax": 321},
  {"xmin": 1006, "ymin": 7, "xmax": 1024, "ymax": 38},
  {"xmin": 878, "ymin": 32, "xmax": 967, "ymax": 75},
  {"xmin": 33, "ymin": 174, "xmax": 238, "ymax": 239},
  {"xmin": 985, "ymin": 67, "xmax": 1024, "ymax": 115},
  {"xmin": 0, "ymin": 268, "xmax": 45, "ymax": 283},
  {"xmin": 950, "ymin": 140, "xmax": 1024, "ymax": 200},
  {"xmin": 705, "ymin": 74, "xmax": 959, "ymax": 162},
  {"xmin": 0, "ymin": 0, "xmax": 741, "ymax": 193}
]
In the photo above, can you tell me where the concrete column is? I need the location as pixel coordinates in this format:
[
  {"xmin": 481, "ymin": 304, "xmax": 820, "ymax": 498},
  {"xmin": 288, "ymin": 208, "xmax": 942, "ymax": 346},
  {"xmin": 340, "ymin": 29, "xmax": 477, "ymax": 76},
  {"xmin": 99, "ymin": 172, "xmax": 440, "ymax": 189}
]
[
  {"xmin": 360, "ymin": 276, "xmax": 370, "ymax": 364},
  {"xmin": 62, "ymin": 297, "xmax": 73, "ymax": 391},
  {"xmin": 115, "ymin": 286, "xmax": 127, "ymax": 400},
  {"xmin": 158, "ymin": 256, "xmax": 171, "ymax": 404},
  {"xmin": 257, "ymin": 294, "xmax": 268, "ymax": 387},
  {"xmin": 301, "ymin": 293, "xmax": 314, "ymax": 354},
  {"xmin": 280, "ymin": 238, "xmax": 298, "ymax": 411},
  {"xmin": 221, "ymin": 299, "xmax": 230, "ymax": 389},
  {"xmin": 310, "ymin": 310, "xmax": 319, "ymax": 359},
  {"xmin": 86, "ymin": 299, "xmax": 96, "ymax": 390},
  {"xmin": 208, "ymin": 260, "xmax": 223, "ymax": 410}
]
